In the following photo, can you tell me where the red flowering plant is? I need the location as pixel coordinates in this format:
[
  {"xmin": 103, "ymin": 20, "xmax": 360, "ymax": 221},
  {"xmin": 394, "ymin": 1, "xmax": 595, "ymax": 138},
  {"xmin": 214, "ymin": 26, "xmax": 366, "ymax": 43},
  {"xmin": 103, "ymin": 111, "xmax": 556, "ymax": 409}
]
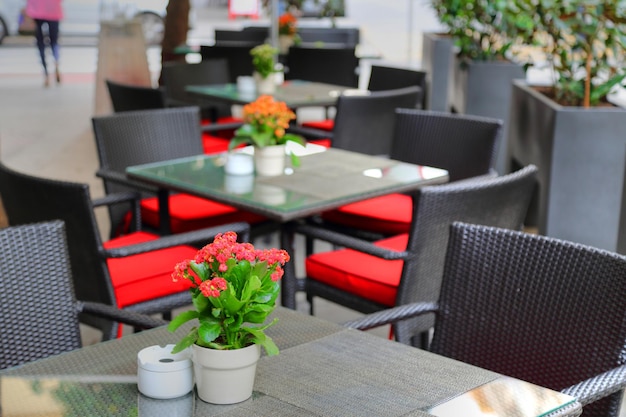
[
  {"xmin": 229, "ymin": 95, "xmax": 305, "ymax": 165},
  {"xmin": 278, "ymin": 12, "xmax": 298, "ymax": 36},
  {"xmin": 168, "ymin": 231, "xmax": 290, "ymax": 356}
]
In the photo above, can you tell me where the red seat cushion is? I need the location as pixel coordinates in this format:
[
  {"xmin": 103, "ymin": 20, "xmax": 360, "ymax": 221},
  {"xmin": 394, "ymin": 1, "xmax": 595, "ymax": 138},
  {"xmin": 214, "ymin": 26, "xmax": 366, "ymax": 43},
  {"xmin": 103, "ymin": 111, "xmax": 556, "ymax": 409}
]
[
  {"xmin": 305, "ymin": 234, "xmax": 408, "ymax": 306},
  {"xmin": 140, "ymin": 194, "xmax": 267, "ymax": 234},
  {"xmin": 202, "ymin": 133, "xmax": 231, "ymax": 154},
  {"xmin": 201, "ymin": 116, "xmax": 241, "ymax": 139},
  {"xmin": 302, "ymin": 119, "xmax": 334, "ymax": 131},
  {"xmin": 308, "ymin": 138, "xmax": 332, "ymax": 148},
  {"xmin": 321, "ymin": 193, "xmax": 412, "ymax": 235},
  {"xmin": 103, "ymin": 231, "xmax": 196, "ymax": 308}
]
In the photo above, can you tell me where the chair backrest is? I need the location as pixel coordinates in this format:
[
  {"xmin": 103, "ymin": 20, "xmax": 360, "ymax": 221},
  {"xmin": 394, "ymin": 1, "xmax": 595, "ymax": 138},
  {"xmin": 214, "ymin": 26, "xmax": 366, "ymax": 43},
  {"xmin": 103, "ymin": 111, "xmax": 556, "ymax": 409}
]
[
  {"xmin": 394, "ymin": 165, "xmax": 538, "ymax": 345},
  {"xmin": 390, "ymin": 108, "xmax": 501, "ymax": 182},
  {"xmin": 367, "ymin": 65, "xmax": 427, "ymax": 109},
  {"xmin": 91, "ymin": 107, "xmax": 205, "ymax": 233},
  {"xmin": 431, "ymin": 222, "xmax": 626, "ymax": 417},
  {"xmin": 331, "ymin": 86, "xmax": 422, "ymax": 156},
  {"xmin": 284, "ymin": 46, "xmax": 359, "ymax": 87},
  {"xmin": 199, "ymin": 44, "xmax": 256, "ymax": 83},
  {"xmin": 160, "ymin": 59, "xmax": 232, "ymax": 120},
  {"xmin": 0, "ymin": 221, "xmax": 83, "ymax": 369},
  {"xmin": 214, "ymin": 28, "xmax": 267, "ymax": 45},
  {"xmin": 105, "ymin": 79, "xmax": 167, "ymax": 112},
  {"xmin": 297, "ymin": 27, "xmax": 360, "ymax": 47},
  {"xmin": 0, "ymin": 162, "xmax": 115, "ymax": 312}
]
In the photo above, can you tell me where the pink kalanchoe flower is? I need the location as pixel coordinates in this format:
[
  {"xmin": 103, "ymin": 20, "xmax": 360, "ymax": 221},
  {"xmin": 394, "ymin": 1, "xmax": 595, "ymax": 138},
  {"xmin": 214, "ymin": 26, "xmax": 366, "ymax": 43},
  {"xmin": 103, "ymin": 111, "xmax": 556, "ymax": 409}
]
[{"xmin": 199, "ymin": 278, "xmax": 227, "ymax": 298}]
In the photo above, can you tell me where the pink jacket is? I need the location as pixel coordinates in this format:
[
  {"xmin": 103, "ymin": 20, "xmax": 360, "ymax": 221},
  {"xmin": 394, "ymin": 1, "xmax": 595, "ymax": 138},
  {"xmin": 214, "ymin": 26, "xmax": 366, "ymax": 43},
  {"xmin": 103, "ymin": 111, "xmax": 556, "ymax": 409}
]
[{"xmin": 26, "ymin": 0, "xmax": 63, "ymax": 21}]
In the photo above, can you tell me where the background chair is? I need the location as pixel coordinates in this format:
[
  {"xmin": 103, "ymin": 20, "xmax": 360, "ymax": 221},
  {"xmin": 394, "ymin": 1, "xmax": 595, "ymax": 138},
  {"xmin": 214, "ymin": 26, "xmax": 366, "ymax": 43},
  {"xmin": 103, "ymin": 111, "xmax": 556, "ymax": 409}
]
[
  {"xmin": 346, "ymin": 221, "xmax": 626, "ymax": 417},
  {"xmin": 105, "ymin": 79, "xmax": 167, "ymax": 112},
  {"xmin": 303, "ymin": 64, "xmax": 428, "ymax": 131},
  {"xmin": 284, "ymin": 45, "xmax": 360, "ymax": 88},
  {"xmin": 214, "ymin": 27, "xmax": 267, "ymax": 45},
  {"xmin": 296, "ymin": 165, "xmax": 537, "ymax": 348},
  {"xmin": 290, "ymin": 86, "xmax": 422, "ymax": 156},
  {"xmin": 0, "ymin": 220, "xmax": 168, "ymax": 369},
  {"xmin": 0, "ymin": 160, "xmax": 250, "ymax": 340},
  {"xmin": 320, "ymin": 108, "xmax": 502, "ymax": 236},
  {"xmin": 91, "ymin": 107, "xmax": 267, "ymax": 237},
  {"xmin": 297, "ymin": 27, "xmax": 360, "ymax": 47},
  {"xmin": 160, "ymin": 59, "xmax": 235, "ymax": 123},
  {"xmin": 199, "ymin": 44, "xmax": 256, "ymax": 83}
]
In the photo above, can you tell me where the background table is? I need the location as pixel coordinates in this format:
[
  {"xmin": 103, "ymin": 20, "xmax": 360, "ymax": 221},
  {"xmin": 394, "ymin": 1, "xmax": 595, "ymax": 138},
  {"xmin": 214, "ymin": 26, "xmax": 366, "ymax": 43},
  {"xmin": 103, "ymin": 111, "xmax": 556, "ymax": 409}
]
[{"xmin": 1, "ymin": 308, "xmax": 580, "ymax": 417}]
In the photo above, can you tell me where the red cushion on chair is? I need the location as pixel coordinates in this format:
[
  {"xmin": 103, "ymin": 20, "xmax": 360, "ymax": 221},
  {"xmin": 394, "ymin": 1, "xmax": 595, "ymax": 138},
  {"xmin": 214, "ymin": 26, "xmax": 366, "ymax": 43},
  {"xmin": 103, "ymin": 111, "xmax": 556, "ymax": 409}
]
[
  {"xmin": 140, "ymin": 194, "xmax": 267, "ymax": 234},
  {"xmin": 302, "ymin": 119, "xmax": 334, "ymax": 131},
  {"xmin": 305, "ymin": 234, "xmax": 409, "ymax": 306},
  {"xmin": 202, "ymin": 133, "xmax": 231, "ymax": 154},
  {"xmin": 308, "ymin": 138, "xmax": 332, "ymax": 148},
  {"xmin": 321, "ymin": 193, "xmax": 412, "ymax": 235},
  {"xmin": 201, "ymin": 116, "xmax": 242, "ymax": 139},
  {"xmin": 103, "ymin": 231, "xmax": 196, "ymax": 307}
]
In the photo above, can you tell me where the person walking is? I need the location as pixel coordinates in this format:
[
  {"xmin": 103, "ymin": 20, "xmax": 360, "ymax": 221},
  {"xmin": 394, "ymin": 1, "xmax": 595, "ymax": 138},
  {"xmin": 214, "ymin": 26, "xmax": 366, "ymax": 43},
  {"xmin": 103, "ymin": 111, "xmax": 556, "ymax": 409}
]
[{"xmin": 25, "ymin": 0, "xmax": 63, "ymax": 87}]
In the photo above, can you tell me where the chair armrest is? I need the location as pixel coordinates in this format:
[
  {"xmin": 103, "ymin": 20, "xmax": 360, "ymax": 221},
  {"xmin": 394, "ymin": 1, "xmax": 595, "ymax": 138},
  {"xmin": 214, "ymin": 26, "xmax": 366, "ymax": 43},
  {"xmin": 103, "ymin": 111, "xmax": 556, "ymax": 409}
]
[
  {"xmin": 343, "ymin": 301, "xmax": 439, "ymax": 330},
  {"xmin": 292, "ymin": 222, "xmax": 409, "ymax": 260},
  {"xmin": 201, "ymin": 121, "xmax": 244, "ymax": 133},
  {"xmin": 101, "ymin": 222, "xmax": 251, "ymax": 258},
  {"xmin": 561, "ymin": 364, "xmax": 626, "ymax": 407},
  {"xmin": 96, "ymin": 168, "xmax": 158, "ymax": 194},
  {"xmin": 91, "ymin": 191, "xmax": 142, "ymax": 233},
  {"xmin": 287, "ymin": 125, "xmax": 334, "ymax": 140},
  {"xmin": 78, "ymin": 301, "xmax": 168, "ymax": 330}
]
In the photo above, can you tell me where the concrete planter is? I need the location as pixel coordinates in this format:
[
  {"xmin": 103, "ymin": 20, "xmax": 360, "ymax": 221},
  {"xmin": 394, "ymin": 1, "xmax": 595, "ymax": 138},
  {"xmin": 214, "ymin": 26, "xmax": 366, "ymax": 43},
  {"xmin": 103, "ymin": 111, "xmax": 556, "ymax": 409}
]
[
  {"xmin": 421, "ymin": 32, "xmax": 454, "ymax": 112},
  {"xmin": 449, "ymin": 59, "xmax": 526, "ymax": 174},
  {"xmin": 507, "ymin": 80, "xmax": 626, "ymax": 252}
]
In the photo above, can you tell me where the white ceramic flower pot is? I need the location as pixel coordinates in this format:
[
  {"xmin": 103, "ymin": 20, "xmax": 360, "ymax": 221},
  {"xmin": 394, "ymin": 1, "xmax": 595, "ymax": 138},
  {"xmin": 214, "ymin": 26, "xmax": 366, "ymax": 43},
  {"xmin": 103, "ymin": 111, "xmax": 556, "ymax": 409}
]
[
  {"xmin": 191, "ymin": 343, "xmax": 261, "ymax": 404},
  {"xmin": 254, "ymin": 71, "xmax": 276, "ymax": 95},
  {"xmin": 278, "ymin": 35, "xmax": 294, "ymax": 54},
  {"xmin": 254, "ymin": 145, "xmax": 286, "ymax": 177}
]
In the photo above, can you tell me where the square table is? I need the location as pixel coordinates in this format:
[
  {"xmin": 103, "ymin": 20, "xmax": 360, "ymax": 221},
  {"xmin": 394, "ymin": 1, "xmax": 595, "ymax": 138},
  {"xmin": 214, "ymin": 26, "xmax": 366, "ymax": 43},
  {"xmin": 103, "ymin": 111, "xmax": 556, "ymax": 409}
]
[
  {"xmin": 126, "ymin": 146, "xmax": 449, "ymax": 308},
  {"xmin": 186, "ymin": 79, "xmax": 361, "ymax": 109},
  {"xmin": 0, "ymin": 308, "xmax": 580, "ymax": 417}
]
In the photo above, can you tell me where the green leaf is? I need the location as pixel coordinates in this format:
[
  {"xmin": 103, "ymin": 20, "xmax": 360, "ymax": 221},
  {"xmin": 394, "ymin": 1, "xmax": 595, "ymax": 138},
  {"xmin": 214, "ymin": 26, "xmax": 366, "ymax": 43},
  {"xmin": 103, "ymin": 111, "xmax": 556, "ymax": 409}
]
[
  {"xmin": 167, "ymin": 310, "xmax": 200, "ymax": 332},
  {"xmin": 170, "ymin": 327, "xmax": 198, "ymax": 353},
  {"xmin": 242, "ymin": 325, "xmax": 280, "ymax": 356},
  {"xmin": 197, "ymin": 318, "xmax": 222, "ymax": 345}
]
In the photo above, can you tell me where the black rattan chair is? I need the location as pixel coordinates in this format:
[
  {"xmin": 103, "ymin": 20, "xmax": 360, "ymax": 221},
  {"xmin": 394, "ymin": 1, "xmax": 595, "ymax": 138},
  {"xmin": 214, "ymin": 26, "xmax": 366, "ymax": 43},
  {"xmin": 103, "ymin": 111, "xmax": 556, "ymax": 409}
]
[
  {"xmin": 319, "ymin": 108, "xmax": 503, "ymax": 236},
  {"xmin": 105, "ymin": 79, "xmax": 167, "ymax": 112},
  {"xmin": 290, "ymin": 86, "xmax": 422, "ymax": 157},
  {"xmin": 0, "ymin": 220, "xmax": 168, "ymax": 369},
  {"xmin": 0, "ymin": 161, "xmax": 250, "ymax": 340},
  {"xmin": 91, "ymin": 107, "xmax": 266, "ymax": 237},
  {"xmin": 367, "ymin": 64, "xmax": 427, "ymax": 109},
  {"xmin": 284, "ymin": 45, "xmax": 360, "ymax": 88},
  {"xmin": 345, "ymin": 221, "xmax": 626, "ymax": 417},
  {"xmin": 199, "ymin": 44, "xmax": 256, "ymax": 83},
  {"xmin": 296, "ymin": 165, "xmax": 537, "ymax": 347}
]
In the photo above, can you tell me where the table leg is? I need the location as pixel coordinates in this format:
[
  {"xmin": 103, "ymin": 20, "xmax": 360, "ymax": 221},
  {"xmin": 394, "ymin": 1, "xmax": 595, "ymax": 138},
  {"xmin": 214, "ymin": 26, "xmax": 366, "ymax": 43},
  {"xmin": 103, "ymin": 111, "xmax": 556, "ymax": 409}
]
[
  {"xmin": 280, "ymin": 222, "xmax": 302, "ymax": 310},
  {"xmin": 157, "ymin": 188, "xmax": 171, "ymax": 235}
]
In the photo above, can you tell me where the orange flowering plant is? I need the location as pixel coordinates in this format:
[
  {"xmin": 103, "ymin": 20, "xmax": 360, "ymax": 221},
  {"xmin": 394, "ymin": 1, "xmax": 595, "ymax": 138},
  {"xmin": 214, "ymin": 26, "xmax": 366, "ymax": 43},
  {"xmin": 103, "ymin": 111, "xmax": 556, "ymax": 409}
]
[
  {"xmin": 168, "ymin": 231, "xmax": 290, "ymax": 356},
  {"xmin": 229, "ymin": 95, "xmax": 306, "ymax": 165},
  {"xmin": 278, "ymin": 12, "xmax": 298, "ymax": 36}
]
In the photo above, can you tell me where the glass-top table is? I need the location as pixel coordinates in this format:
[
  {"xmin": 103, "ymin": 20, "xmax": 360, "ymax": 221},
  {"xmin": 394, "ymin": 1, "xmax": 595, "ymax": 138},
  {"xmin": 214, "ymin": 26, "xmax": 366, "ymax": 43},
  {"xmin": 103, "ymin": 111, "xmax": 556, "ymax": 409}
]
[
  {"xmin": 126, "ymin": 146, "xmax": 449, "ymax": 309},
  {"xmin": 1, "ymin": 308, "xmax": 580, "ymax": 417},
  {"xmin": 185, "ymin": 79, "xmax": 365, "ymax": 109}
]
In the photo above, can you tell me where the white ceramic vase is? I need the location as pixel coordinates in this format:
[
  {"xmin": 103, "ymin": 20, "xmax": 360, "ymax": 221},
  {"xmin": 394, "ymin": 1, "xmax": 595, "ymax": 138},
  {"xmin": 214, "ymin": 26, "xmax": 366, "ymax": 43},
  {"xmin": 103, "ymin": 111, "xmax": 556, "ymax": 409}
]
[
  {"xmin": 191, "ymin": 343, "xmax": 261, "ymax": 404},
  {"xmin": 278, "ymin": 35, "xmax": 294, "ymax": 54},
  {"xmin": 254, "ymin": 71, "xmax": 276, "ymax": 95},
  {"xmin": 254, "ymin": 145, "xmax": 286, "ymax": 177}
]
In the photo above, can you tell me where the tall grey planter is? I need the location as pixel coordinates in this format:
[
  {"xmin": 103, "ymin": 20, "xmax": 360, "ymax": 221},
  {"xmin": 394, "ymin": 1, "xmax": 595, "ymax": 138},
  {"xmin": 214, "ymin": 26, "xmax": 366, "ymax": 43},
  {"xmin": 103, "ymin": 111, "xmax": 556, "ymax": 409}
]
[
  {"xmin": 421, "ymin": 32, "xmax": 454, "ymax": 112},
  {"xmin": 507, "ymin": 80, "xmax": 626, "ymax": 253},
  {"xmin": 449, "ymin": 59, "xmax": 526, "ymax": 174}
]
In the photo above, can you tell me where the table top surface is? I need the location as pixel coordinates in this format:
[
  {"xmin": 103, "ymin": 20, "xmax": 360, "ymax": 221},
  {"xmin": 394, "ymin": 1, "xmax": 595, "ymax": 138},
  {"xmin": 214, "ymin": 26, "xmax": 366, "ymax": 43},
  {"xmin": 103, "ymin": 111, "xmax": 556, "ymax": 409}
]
[
  {"xmin": 1, "ymin": 308, "xmax": 579, "ymax": 417},
  {"xmin": 185, "ymin": 79, "xmax": 363, "ymax": 108},
  {"xmin": 126, "ymin": 146, "xmax": 449, "ymax": 222}
]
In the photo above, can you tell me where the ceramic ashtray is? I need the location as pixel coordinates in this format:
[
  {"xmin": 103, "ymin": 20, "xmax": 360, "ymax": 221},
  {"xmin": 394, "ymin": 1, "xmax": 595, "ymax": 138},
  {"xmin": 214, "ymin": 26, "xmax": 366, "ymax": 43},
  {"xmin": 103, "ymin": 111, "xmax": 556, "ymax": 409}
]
[{"xmin": 137, "ymin": 344, "xmax": 193, "ymax": 399}]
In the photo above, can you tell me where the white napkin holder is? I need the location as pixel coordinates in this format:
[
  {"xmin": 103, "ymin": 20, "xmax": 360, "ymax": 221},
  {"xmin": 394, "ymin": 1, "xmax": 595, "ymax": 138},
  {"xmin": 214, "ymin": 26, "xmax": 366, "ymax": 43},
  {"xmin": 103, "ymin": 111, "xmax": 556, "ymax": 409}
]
[{"xmin": 137, "ymin": 344, "xmax": 193, "ymax": 399}]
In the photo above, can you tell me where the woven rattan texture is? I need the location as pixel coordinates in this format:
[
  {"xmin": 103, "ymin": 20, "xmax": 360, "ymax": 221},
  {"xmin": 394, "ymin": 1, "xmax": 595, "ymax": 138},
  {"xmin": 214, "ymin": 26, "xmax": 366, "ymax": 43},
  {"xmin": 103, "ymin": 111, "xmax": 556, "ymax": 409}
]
[
  {"xmin": 432, "ymin": 223, "xmax": 626, "ymax": 417},
  {"xmin": 0, "ymin": 221, "xmax": 82, "ymax": 369},
  {"xmin": 105, "ymin": 79, "xmax": 167, "ymax": 113}
]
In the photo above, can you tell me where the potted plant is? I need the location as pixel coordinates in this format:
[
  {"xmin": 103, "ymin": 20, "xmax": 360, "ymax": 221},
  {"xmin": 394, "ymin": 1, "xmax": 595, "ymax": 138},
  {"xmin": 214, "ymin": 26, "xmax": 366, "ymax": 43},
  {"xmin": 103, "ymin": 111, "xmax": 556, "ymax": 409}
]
[
  {"xmin": 278, "ymin": 11, "xmax": 299, "ymax": 53},
  {"xmin": 506, "ymin": 0, "xmax": 626, "ymax": 251},
  {"xmin": 228, "ymin": 95, "xmax": 306, "ymax": 176},
  {"xmin": 427, "ymin": 0, "xmax": 527, "ymax": 174},
  {"xmin": 168, "ymin": 231, "xmax": 290, "ymax": 404},
  {"xmin": 250, "ymin": 43, "xmax": 279, "ymax": 94}
]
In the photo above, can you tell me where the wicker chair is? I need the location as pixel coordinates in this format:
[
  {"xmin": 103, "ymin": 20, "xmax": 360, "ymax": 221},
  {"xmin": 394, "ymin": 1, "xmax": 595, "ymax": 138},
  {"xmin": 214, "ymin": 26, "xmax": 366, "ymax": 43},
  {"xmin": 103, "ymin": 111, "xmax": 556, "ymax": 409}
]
[
  {"xmin": 0, "ymin": 220, "xmax": 168, "ymax": 369},
  {"xmin": 0, "ymin": 161, "xmax": 250, "ymax": 340},
  {"xmin": 319, "ymin": 108, "xmax": 502, "ymax": 237},
  {"xmin": 296, "ymin": 165, "xmax": 537, "ymax": 347},
  {"xmin": 345, "ymin": 222, "xmax": 626, "ymax": 417},
  {"xmin": 91, "ymin": 107, "xmax": 268, "ymax": 237},
  {"xmin": 284, "ymin": 45, "xmax": 360, "ymax": 88},
  {"xmin": 105, "ymin": 79, "xmax": 167, "ymax": 112},
  {"xmin": 290, "ymin": 86, "xmax": 422, "ymax": 157}
]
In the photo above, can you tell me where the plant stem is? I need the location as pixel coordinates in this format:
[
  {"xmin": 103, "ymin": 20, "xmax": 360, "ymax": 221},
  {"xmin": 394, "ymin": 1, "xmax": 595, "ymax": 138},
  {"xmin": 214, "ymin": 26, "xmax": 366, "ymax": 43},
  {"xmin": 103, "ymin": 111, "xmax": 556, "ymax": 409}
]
[{"xmin": 585, "ymin": 50, "xmax": 592, "ymax": 108}]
